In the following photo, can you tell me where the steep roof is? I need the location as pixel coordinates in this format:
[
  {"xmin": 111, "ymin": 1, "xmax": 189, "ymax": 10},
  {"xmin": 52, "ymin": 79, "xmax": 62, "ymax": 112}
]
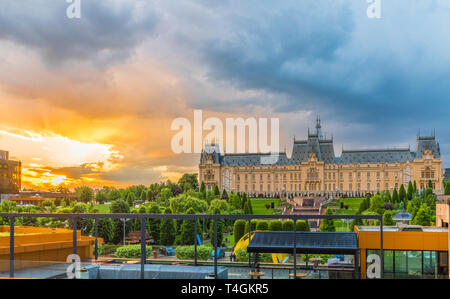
[
  {"xmin": 221, "ymin": 152, "xmax": 291, "ymax": 167},
  {"xmin": 339, "ymin": 149, "xmax": 413, "ymax": 164}
]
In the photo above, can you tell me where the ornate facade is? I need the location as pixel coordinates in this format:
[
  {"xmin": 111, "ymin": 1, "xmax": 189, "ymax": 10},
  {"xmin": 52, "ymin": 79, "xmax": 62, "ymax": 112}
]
[
  {"xmin": 0, "ymin": 150, "xmax": 21, "ymax": 194},
  {"xmin": 199, "ymin": 120, "xmax": 444, "ymax": 197}
]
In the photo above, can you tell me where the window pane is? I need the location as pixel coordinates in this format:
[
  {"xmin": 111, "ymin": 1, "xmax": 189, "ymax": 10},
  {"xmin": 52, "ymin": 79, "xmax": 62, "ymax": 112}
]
[
  {"xmin": 407, "ymin": 251, "xmax": 422, "ymax": 277},
  {"xmin": 423, "ymin": 251, "xmax": 436, "ymax": 277},
  {"xmin": 395, "ymin": 251, "xmax": 407, "ymax": 274}
]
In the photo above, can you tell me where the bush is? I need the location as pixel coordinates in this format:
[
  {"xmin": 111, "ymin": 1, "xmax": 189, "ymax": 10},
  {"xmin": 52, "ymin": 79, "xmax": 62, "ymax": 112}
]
[
  {"xmin": 233, "ymin": 220, "xmax": 247, "ymax": 246},
  {"xmin": 282, "ymin": 220, "xmax": 294, "ymax": 231},
  {"xmin": 256, "ymin": 220, "xmax": 269, "ymax": 231},
  {"xmin": 175, "ymin": 245, "xmax": 212, "ymax": 261},
  {"xmin": 115, "ymin": 245, "xmax": 153, "ymax": 258},
  {"xmin": 296, "ymin": 220, "xmax": 310, "ymax": 232},
  {"xmin": 235, "ymin": 248, "xmax": 272, "ymax": 263},
  {"xmin": 268, "ymin": 220, "xmax": 282, "ymax": 231},
  {"xmin": 244, "ymin": 220, "xmax": 258, "ymax": 233}
]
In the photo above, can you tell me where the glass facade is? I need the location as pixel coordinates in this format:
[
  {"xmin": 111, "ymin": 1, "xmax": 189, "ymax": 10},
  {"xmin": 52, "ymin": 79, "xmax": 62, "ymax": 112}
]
[{"xmin": 366, "ymin": 250, "xmax": 448, "ymax": 279}]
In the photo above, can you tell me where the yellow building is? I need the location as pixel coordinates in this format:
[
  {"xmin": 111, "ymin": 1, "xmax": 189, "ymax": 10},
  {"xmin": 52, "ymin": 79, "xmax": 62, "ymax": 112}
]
[
  {"xmin": 356, "ymin": 226, "xmax": 449, "ymax": 279},
  {"xmin": 199, "ymin": 119, "xmax": 444, "ymax": 197},
  {"xmin": 0, "ymin": 150, "xmax": 21, "ymax": 194},
  {"xmin": 0, "ymin": 226, "xmax": 99, "ymax": 272}
]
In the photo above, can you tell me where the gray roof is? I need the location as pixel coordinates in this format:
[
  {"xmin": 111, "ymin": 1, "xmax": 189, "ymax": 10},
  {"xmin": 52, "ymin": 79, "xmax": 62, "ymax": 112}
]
[
  {"xmin": 339, "ymin": 149, "xmax": 413, "ymax": 164},
  {"xmin": 199, "ymin": 125, "xmax": 441, "ymax": 166},
  {"xmin": 221, "ymin": 152, "xmax": 291, "ymax": 167},
  {"xmin": 292, "ymin": 137, "xmax": 335, "ymax": 163},
  {"xmin": 247, "ymin": 231, "xmax": 358, "ymax": 254},
  {"xmin": 415, "ymin": 136, "xmax": 440, "ymax": 159}
]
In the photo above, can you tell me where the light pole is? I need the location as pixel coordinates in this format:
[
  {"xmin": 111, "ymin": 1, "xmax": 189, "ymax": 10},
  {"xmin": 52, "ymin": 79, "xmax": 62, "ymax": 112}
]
[{"xmin": 120, "ymin": 218, "xmax": 131, "ymax": 245}]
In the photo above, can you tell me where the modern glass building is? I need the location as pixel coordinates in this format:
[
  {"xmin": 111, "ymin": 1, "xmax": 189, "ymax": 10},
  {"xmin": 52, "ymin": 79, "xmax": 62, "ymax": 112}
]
[{"xmin": 356, "ymin": 226, "xmax": 449, "ymax": 279}]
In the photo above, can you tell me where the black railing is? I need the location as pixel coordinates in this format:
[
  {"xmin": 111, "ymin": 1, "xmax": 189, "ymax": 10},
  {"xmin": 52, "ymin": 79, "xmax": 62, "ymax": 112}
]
[{"xmin": 0, "ymin": 213, "xmax": 383, "ymax": 279}]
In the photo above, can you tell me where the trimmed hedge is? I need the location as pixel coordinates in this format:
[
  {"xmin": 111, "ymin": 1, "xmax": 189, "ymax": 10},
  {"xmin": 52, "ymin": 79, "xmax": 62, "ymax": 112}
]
[
  {"xmin": 115, "ymin": 245, "xmax": 153, "ymax": 258},
  {"xmin": 175, "ymin": 245, "xmax": 212, "ymax": 261},
  {"xmin": 233, "ymin": 220, "xmax": 246, "ymax": 246},
  {"xmin": 235, "ymin": 248, "xmax": 272, "ymax": 263},
  {"xmin": 256, "ymin": 220, "xmax": 269, "ymax": 231},
  {"xmin": 282, "ymin": 220, "xmax": 294, "ymax": 231},
  {"xmin": 268, "ymin": 220, "xmax": 282, "ymax": 231}
]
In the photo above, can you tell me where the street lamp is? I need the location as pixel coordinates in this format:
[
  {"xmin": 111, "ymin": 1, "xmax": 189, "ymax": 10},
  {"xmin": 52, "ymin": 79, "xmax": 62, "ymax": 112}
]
[{"xmin": 120, "ymin": 218, "xmax": 131, "ymax": 245}]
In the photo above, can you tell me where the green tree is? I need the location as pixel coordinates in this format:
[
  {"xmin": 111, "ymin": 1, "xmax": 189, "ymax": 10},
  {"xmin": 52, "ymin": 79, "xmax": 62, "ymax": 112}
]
[
  {"xmin": 179, "ymin": 208, "xmax": 199, "ymax": 245},
  {"xmin": 147, "ymin": 203, "xmax": 162, "ymax": 244},
  {"xmin": 392, "ymin": 189, "xmax": 399, "ymax": 204},
  {"xmin": 382, "ymin": 210, "xmax": 395, "ymax": 226},
  {"xmin": 95, "ymin": 190, "xmax": 108, "ymax": 203},
  {"xmin": 370, "ymin": 194, "xmax": 385, "ymax": 214},
  {"xmin": 282, "ymin": 220, "xmax": 294, "ymax": 231},
  {"xmin": 200, "ymin": 182, "xmax": 206, "ymax": 195},
  {"xmin": 95, "ymin": 218, "xmax": 114, "ymax": 244},
  {"xmin": 268, "ymin": 220, "xmax": 282, "ymax": 231},
  {"xmin": 399, "ymin": 184, "xmax": 407, "ymax": 204},
  {"xmin": 428, "ymin": 180, "xmax": 433, "ymax": 189},
  {"xmin": 213, "ymin": 185, "xmax": 220, "ymax": 197},
  {"xmin": 412, "ymin": 204, "xmax": 432, "ymax": 226},
  {"xmin": 110, "ymin": 199, "xmax": 131, "ymax": 244},
  {"xmin": 445, "ymin": 181, "xmax": 450, "ymax": 195},
  {"xmin": 221, "ymin": 189, "xmax": 228, "ymax": 201},
  {"xmin": 209, "ymin": 208, "xmax": 224, "ymax": 247},
  {"xmin": 108, "ymin": 189, "xmax": 122, "ymax": 201},
  {"xmin": 75, "ymin": 186, "xmax": 94, "ymax": 203},
  {"xmin": 160, "ymin": 208, "xmax": 176, "ymax": 246},
  {"xmin": 319, "ymin": 209, "xmax": 336, "ymax": 232},
  {"xmin": 233, "ymin": 220, "xmax": 247, "ymax": 246},
  {"xmin": 296, "ymin": 220, "xmax": 310, "ymax": 232},
  {"xmin": 178, "ymin": 174, "xmax": 199, "ymax": 191},
  {"xmin": 256, "ymin": 220, "xmax": 269, "ymax": 231},
  {"xmin": 407, "ymin": 181, "xmax": 414, "ymax": 200},
  {"xmin": 244, "ymin": 220, "xmax": 258, "ymax": 233}
]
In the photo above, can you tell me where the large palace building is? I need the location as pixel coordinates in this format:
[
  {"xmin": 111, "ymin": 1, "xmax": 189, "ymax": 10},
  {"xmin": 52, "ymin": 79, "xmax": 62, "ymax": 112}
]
[
  {"xmin": 0, "ymin": 150, "xmax": 22, "ymax": 194},
  {"xmin": 199, "ymin": 119, "xmax": 444, "ymax": 197}
]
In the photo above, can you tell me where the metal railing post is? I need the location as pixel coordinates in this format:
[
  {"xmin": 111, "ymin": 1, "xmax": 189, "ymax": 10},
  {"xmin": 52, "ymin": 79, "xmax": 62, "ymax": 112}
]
[
  {"xmin": 380, "ymin": 216, "xmax": 384, "ymax": 279},
  {"xmin": 248, "ymin": 219, "xmax": 252, "ymax": 268},
  {"xmin": 94, "ymin": 218, "xmax": 98, "ymax": 262},
  {"xmin": 140, "ymin": 217, "xmax": 146, "ymax": 279},
  {"xmin": 194, "ymin": 216, "xmax": 198, "ymax": 266},
  {"xmin": 73, "ymin": 217, "xmax": 77, "ymax": 256},
  {"xmin": 214, "ymin": 216, "xmax": 218, "ymax": 279},
  {"xmin": 293, "ymin": 219, "xmax": 297, "ymax": 279},
  {"xmin": 9, "ymin": 216, "xmax": 14, "ymax": 278}
]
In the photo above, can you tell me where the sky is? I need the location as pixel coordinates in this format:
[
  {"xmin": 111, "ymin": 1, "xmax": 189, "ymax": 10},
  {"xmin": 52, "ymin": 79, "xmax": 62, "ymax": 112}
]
[{"xmin": 0, "ymin": 0, "xmax": 449, "ymax": 190}]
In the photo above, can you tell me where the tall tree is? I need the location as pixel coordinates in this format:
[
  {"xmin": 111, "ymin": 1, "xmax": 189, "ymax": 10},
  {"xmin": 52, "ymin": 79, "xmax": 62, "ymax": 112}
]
[
  {"xmin": 445, "ymin": 181, "xmax": 450, "ymax": 195},
  {"xmin": 110, "ymin": 199, "xmax": 130, "ymax": 244},
  {"xmin": 407, "ymin": 181, "xmax": 414, "ymax": 200},
  {"xmin": 160, "ymin": 208, "xmax": 176, "ymax": 246},
  {"xmin": 319, "ymin": 209, "xmax": 336, "ymax": 232},
  {"xmin": 75, "ymin": 186, "xmax": 94, "ymax": 203},
  {"xmin": 399, "ymin": 184, "xmax": 407, "ymax": 205},
  {"xmin": 392, "ymin": 189, "xmax": 399, "ymax": 204}
]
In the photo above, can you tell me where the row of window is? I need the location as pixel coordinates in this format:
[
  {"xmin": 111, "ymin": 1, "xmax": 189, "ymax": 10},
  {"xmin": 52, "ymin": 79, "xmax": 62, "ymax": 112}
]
[
  {"xmin": 366, "ymin": 250, "xmax": 448, "ymax": 279},
  {"xmin": 235, "ymin": 182, "xmax": 401, "ymax": 193},
  {"xmin": 234, "ymin": 171, "xmax": 408, "ymax": 182}
]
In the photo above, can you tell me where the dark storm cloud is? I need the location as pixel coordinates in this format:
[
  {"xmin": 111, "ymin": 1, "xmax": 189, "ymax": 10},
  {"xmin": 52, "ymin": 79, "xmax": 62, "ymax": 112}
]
[
  {"xmin": 150, "ymin": 0, "xmax": 450, "ymax": 162},
  {"xmin": 0, "ymin": 0, "xmax": 159, "ymax": 66}
]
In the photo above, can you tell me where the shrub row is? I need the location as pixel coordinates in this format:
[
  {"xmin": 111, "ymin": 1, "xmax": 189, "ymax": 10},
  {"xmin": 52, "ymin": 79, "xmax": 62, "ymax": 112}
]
[
  {"xmin": 115, "ymin": 245, "xmax": 153, "ymax": 258},
  {"xmin": 175, "ymin": 245, "xmax": 212, "ymax": 261}
]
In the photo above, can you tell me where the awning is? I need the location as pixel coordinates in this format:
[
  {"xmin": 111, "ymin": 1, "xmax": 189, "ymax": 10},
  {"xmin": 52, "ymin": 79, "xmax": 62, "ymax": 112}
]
[{"xmin": 247, "ymin": 231, "xmax": 358, "ymax": 254}]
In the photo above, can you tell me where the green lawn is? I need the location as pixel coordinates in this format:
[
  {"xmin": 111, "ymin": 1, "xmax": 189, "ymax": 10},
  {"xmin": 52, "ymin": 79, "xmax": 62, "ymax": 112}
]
[
  {"xmin": 325, "ymin": 198, "xmax": 364, "ymax": 215},
  {"xmin": 94, "ymin": 203, "xmax": 111, "ymax": 213},
  {"xmin": 250, "ymin": 198, "xmax": 281, "ymax": 215}
]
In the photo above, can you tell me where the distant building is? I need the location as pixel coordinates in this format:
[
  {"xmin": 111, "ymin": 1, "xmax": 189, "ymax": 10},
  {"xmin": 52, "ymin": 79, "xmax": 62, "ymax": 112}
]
[
  {"xmin": 445, "ymin": 168, "xmax": 450, "ymax": 181},
  {"xmin": 199, "ymin": 119, "xmax": 444, "ymax": 197},
  {"xmin": 0, "ymin": 150, "xmax": 22, "ymax": 194}
]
